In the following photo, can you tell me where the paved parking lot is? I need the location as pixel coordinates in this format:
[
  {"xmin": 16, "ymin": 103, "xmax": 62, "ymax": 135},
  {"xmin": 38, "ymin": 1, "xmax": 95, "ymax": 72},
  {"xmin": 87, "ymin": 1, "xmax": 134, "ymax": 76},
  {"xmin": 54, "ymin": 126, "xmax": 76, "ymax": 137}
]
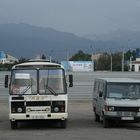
[
  {"xmin": 0, "ymin": 101, "xmax": 140, "ymax": 140},
  {"xmin": 1, "ymin": 71, "xmax": 140, "ymax": 139}
]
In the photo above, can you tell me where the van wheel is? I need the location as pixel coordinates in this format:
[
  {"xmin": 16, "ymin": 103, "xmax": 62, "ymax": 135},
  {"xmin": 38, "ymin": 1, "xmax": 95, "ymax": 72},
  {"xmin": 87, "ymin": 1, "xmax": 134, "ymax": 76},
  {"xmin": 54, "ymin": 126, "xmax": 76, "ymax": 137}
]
[
  {"xmin": 11, "ymin": 121, "xmax": 17, "ymax": 129},
  {"xmin": 95, "ymin": 113, "xmax": 100, "ymax": 122},
  {"xmin": 103, "ymin": 117, "xmax": 109, "ymax": 128},
  {"xmin": 60, "ymin": 120, "xmax": 67, "ymax": 128}
]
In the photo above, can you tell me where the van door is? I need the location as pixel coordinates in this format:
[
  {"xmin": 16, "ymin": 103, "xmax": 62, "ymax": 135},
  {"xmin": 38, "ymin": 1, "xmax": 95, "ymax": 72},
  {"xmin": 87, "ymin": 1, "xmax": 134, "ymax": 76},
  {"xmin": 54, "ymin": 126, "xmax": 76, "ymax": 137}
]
[
  {"xmin": 93, "ymin": 81, "xmax": 99, "ymax": 111},
  {"xmin": 96, "ymin": 81, "xmax": 104, "ymax": 117}
]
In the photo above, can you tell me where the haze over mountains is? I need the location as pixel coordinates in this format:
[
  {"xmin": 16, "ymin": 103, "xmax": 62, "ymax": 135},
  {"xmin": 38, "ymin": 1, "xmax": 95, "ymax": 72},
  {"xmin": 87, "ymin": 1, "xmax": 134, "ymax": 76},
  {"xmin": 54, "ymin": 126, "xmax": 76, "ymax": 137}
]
[{"xmin": 0, "ymin": 23, "xmax": 140, "ymax": 61}]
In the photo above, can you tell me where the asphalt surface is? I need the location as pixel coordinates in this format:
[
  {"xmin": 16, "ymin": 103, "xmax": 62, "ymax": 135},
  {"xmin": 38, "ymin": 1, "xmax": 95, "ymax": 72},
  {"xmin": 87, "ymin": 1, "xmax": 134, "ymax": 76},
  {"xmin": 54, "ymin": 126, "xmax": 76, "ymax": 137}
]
[
  {"xmin": 1, "ymin": 71, "xmax": 140, "ymax": 140},
  {"xmin": 0, "ymin": 101, "xmax": 140, "ymax": 140}
]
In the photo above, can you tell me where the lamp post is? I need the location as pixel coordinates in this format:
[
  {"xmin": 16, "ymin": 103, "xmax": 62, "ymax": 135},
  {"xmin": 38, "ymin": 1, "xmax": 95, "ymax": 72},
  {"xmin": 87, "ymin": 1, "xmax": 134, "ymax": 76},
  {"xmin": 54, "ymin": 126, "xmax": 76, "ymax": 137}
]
[
  {"xmin": 110, "ymin": 52, "xmax": 112, "ymax": 72},
  {"xmin": 49, "ymin": 50, "xmax": 53, "ymax": 62},
  {"xmin": 90, "ymin": 45, "xmax": 94, "ymax": 71},
  {"xmin": 129, "ymin": 56, "xmax": 133, "ymax": 71},
  {"xmin": 66, "ymin": 49, "xmax": 69, "ymax": 71},
  {"xmin": 122, "ymin": 48, "xmax": 124, "ymax": 72}
]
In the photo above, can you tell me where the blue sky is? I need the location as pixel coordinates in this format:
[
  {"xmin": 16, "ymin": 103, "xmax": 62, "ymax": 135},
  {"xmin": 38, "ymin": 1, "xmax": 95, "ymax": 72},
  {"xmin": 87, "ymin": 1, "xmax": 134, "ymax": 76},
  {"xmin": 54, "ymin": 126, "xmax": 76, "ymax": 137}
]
[{"xmin": 0, "ymin": 0, "xmax": 140, "ymax": 36}]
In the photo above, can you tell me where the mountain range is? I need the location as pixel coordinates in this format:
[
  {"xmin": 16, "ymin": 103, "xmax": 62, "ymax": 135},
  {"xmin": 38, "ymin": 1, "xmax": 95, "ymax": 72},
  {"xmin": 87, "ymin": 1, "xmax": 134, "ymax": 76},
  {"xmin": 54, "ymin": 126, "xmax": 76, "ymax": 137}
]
[{"xmin": 0, "ymin": 23, "xmax": 140, "ymax": 61}]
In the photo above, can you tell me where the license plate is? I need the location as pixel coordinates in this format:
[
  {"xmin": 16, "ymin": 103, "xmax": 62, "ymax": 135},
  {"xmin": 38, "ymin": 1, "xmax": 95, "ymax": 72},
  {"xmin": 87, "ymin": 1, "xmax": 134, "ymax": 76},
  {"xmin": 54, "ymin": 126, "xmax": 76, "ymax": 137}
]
[
  {"xmin": 121, "ymin": 117, "xmax": 134, "ymax": 120},
  {"xmin": 32, "ymin": 116, "xmax": 45, "ymax": 119}
]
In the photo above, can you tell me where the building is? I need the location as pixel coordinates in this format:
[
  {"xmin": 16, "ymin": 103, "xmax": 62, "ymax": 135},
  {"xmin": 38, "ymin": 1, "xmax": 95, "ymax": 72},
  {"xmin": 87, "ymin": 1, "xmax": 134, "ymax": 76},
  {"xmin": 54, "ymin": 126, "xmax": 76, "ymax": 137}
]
[
  {"xmin": 129, "ymin": 48, "xmax": 140, "ymax": 72},
  {"xmin": 0, "ymin": 51, "xmax": 6, "ymax": 64},
  {"xmin": 91, "ymin": 53, "xmax": 102, "ymax": 61},
  {"xmin": 130, "ymin": 58, "xmax": 140, "ymax": 72},
  {"xmin": 0, "ymin": 51, "xmax": 18, "ymax": 64}
]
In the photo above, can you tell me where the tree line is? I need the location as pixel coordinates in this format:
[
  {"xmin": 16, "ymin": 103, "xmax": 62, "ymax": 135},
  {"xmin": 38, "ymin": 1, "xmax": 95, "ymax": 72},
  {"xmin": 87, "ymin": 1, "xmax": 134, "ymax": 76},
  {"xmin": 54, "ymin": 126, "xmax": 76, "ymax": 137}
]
[
  {"xmin": 69, "ymin": 49, "xmax": 138, "ymax": 71},
  {"xmin": 0, "ymin": 49, "xmax": 139, "ymax": 71}
]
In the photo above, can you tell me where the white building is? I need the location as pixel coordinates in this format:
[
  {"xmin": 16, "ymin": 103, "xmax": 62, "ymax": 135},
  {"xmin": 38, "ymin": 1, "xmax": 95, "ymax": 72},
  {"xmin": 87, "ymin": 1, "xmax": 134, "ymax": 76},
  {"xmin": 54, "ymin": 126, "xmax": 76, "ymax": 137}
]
[
  {"xmin": 0, "ymin": 51, "xmax": 18, "ymax": 64},
  {"xmin": 130, "ymin": 58, "xmax": 140, "ymax": 72}
]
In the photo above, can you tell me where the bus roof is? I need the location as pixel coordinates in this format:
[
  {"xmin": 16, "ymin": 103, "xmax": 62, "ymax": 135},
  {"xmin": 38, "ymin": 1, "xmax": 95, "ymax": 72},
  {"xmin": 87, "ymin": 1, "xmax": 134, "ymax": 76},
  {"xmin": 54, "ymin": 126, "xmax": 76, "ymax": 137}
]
[{"xmin": 12, "ymin": 61, "xmax": 63, "ymax": 69}]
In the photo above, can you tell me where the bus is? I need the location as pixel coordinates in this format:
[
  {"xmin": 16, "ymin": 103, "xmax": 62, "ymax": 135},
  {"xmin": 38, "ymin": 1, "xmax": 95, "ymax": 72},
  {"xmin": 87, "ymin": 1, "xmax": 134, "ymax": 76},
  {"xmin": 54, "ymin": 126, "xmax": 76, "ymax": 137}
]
[{"xmin": 5, "ymin": 59, "xmax": 73, "ymax": 129}]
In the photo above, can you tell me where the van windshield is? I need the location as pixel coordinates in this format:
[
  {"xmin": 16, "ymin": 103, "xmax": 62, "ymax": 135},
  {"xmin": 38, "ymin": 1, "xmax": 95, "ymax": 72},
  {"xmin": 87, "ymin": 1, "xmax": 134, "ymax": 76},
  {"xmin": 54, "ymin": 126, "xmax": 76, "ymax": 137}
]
[{"xmin": 107, "ymin": 83, "xmax": 140, "ymax": 99}]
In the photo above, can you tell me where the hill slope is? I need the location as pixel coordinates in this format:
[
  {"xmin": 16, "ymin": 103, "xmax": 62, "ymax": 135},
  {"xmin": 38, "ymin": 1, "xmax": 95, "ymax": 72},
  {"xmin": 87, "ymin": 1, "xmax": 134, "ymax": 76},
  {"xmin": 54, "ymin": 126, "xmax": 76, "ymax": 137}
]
[{"xmin": 0, "ymin": 23, "xmax": 93, "ymax": 61}]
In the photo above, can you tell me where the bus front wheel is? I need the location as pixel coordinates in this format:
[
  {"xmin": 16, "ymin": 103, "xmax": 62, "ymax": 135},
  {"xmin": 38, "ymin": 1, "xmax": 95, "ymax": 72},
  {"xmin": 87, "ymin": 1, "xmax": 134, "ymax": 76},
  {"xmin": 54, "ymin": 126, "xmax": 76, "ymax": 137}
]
[
  {"xmin": 11, "ymin": 121, "xmax": 17, "ymax": 129},
  {"xmin": 60, "ymin": 120, "xmax": 67, "ymax": 128}
]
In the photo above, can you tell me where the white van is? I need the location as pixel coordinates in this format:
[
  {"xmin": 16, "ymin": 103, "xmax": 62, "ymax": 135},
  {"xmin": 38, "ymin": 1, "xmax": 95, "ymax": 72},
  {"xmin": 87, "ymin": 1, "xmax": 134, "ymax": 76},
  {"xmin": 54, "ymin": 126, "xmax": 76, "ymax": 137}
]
[{"xmin": 92, "ymin": 78, "xmax": 140, "ymax": 128}]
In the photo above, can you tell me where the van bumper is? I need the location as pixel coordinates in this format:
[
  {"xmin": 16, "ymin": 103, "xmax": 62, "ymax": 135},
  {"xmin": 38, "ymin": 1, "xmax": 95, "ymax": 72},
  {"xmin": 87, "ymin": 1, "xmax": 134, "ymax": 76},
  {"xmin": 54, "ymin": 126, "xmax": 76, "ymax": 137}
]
[
  {"xmin": 104, "ymin": 112, "xmax": 140, "ymax": 122},
  {"xmin": 104, "ymin": 115, "xmax": 140, "ymax": 122}
]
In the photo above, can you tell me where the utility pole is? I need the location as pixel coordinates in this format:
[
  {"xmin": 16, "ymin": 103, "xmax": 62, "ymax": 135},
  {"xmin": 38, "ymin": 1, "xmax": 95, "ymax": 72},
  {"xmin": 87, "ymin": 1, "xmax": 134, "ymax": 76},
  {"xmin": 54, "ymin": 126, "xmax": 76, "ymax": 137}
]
[
  {"xmin": 66, "ymin": 49, "xmax": 69, "ymax": 71},
  {"xmin": 49, "ymin": 50, "xmax": 53, "ymax": 62},
  {"xmin": 129, "ymin": 56, "xmax": 132, "ymax": 71},
  {"xmin": 122, "ymin": 48, "xmax": 124, "ymax": 72},
  {"xmin": 90, "ymin": 45, "xmax": 94, "ymax": 71},
  {"xmin": 110, "ymin": 53, "xmax": 112, "ymax": 72}
]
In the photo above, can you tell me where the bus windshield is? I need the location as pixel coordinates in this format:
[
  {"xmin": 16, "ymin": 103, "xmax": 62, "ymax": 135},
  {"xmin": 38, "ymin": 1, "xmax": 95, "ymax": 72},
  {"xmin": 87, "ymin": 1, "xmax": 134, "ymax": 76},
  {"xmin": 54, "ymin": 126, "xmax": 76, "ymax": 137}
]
[
  {"xmin": 10, "ymin": 69, "xmax": 66, "ymax": 95},
  {"xmin": 107, "ymin": 83, "xmax": 140, "ymax": 99},
  {"xmin": 10, "ymin": 69, "xmax": 37, "ymax": 95},
  {"xmin": 39, "ymin": 69, "xmax": 66, "ymax": 94}
]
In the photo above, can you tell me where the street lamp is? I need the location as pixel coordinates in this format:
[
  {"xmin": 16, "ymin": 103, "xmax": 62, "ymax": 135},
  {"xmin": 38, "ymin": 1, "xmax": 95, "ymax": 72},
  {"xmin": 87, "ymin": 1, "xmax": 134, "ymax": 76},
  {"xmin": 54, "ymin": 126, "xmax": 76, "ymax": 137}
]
[
  {"xmin": 49, "ymin": 50, "xmax": 53, "ymax": 62},
  {"xmin": 122, "ymin": 48, "xmax": 124, "ymax": 72},
  {"xmin": 90, "ymin": 45, "xmax": 94, "ymax": 71},
  {"xmin": 110, "ymin": 52, "xmax": 112, "ymax": 72},
  {"xmin": 129, "ymin": 55, "xmax": 133, "ymax": 71},
  {"xmin": 66, "ymin": 49, "xmax": 69, "ymax": 72}
]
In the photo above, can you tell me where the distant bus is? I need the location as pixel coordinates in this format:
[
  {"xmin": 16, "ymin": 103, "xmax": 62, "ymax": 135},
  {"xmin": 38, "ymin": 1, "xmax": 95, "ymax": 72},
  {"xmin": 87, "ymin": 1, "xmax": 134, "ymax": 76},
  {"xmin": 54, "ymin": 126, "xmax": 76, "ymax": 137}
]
[{"xmin": 5, "ymin": 59, "xmax": 73, "ymax": 129}]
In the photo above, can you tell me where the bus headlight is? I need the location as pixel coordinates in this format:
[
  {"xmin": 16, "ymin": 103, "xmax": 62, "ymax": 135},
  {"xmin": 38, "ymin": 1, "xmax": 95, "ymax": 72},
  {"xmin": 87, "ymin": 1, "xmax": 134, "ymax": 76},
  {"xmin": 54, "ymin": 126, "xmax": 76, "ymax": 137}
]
[
  {"xmin": 46, "ymin": 108, "xmax": 50, "ymax": 112},
  {"xmin": 17, "ymin": 107, "xmax": 23, "ymax": 113},
  {"xmin": 26, "ymin": 108, "xmax": 31, "ymax": 112},
  {"xmin": 52, "ymin": 101, "xmax": 65, "ymax": 113},
  {"xmin": 11, "ymin": 102, "xmax": 25, "ymax": 113},
  {"xmin": 54, "ymin": 107, "xmax": 59, "ymax": 112}
]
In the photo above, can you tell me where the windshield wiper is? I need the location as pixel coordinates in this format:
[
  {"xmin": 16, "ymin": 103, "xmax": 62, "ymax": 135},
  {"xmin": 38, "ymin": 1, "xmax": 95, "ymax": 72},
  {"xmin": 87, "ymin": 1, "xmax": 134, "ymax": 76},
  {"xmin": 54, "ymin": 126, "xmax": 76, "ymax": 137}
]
[
  {"xmin": 20, "ymin": 85, "xmax": 31, "ymax": 94},
  {"xmin": 44, "ymin": 84, "xmax": 58, "ymax": 96},
  {"xmin": 123, "ymin": 97, "xmax": 140, "ymax": 99},
  {"xmin": 109, "ymin": 97, "xmax": 122, "ymax": 99}
]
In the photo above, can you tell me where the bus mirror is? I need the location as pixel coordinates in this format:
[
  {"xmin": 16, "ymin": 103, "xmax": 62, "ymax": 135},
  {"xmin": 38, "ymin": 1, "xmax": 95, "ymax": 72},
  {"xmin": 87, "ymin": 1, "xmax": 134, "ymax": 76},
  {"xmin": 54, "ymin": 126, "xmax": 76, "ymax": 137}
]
[
  {"xmin": 5, "ymin": 75, "xmax": 9, "ymax": 88},
  {"xmin": 69, "ymin": 74, "xmax": 73, "ymax": 87}
]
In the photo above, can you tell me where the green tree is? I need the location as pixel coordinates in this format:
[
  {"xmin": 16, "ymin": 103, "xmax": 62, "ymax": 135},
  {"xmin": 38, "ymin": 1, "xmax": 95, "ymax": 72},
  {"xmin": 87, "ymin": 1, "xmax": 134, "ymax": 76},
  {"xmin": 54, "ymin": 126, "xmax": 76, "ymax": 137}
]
[
  {"xmin": 41, "ymin": 54, "xmax": 46, "ymax": 59},
  {"xmin": 112, "ymin": 52, "xmax": 122, "ymax": 71},
  {"xmin": 18, "ymin": 57, "xmax": 29, "ymax": 63},
  {"xmin": 69, "ymin": 50, "xmax": 91, "ymax": 61},
  {"xmin": 96, "ymin": 53, "xmax": 110, "ymax": 70}
]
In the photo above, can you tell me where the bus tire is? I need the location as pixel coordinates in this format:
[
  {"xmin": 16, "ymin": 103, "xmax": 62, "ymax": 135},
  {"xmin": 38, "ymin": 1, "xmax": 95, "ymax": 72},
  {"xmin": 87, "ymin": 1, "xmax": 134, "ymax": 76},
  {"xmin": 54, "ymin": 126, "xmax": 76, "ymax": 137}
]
[
  {"xmin": 11, "ymin": 121, "xmax": 17, "ymax": 129},
  {"xmin": 60, "ymin": 120, "xmax": 67, "ymax": 128}
]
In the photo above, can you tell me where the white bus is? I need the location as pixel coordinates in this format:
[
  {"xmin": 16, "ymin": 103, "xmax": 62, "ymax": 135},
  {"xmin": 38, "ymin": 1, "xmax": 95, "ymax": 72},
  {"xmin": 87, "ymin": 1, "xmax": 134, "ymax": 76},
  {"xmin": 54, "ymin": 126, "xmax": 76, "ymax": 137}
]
[{"xmin": 5, "ymin": 59, "xmax": 73, "ymax": 129}]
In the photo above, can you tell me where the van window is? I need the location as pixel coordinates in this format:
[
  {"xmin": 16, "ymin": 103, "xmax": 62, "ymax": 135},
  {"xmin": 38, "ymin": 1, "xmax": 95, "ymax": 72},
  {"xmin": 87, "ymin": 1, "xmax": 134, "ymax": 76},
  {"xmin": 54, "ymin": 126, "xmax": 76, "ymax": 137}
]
[
  {"xmin": 99, "ymin": 82, "xmax": 104, "ymax": 92},
  {"xmin": 94, "ymin": 81, "xmax": 99, "ymax": 93},
  {"xmin": 107, "ymin": 83, "xmax": 140, "ymax": 99}
]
